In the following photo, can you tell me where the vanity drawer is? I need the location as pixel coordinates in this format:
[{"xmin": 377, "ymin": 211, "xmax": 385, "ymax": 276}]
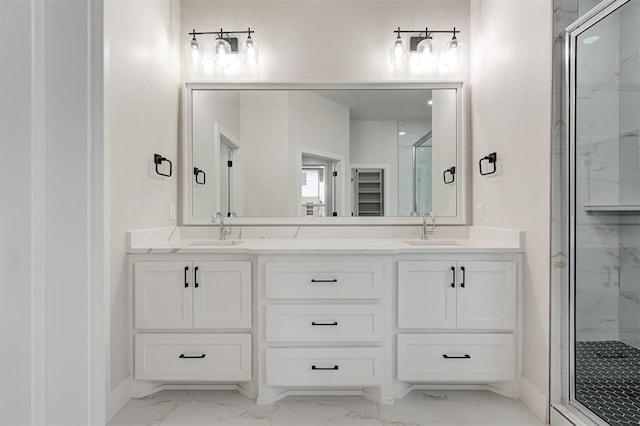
[
  {"xmin": 397, "ymin": 333, "xmax": 515, "ymax": 382},
  {"xmin": 264, "ymin": 261, "xmax": 383, "ymax": 299},
  {"xmin": 266, "ymin": 305, "xmax": 384, "ymax": 343},
  {"xmin": 134, "ymin": 333, "xmax": 251, "ymax": 382},
  {"xmin": 266, "ymin": 347, "xmax": 384, "ymax": 387}
]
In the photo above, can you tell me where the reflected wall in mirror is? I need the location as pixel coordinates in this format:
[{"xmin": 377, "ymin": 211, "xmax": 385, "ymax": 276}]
[{"xmin": 183, "ymin": 83, "xmax": 466, "ymax": 225}]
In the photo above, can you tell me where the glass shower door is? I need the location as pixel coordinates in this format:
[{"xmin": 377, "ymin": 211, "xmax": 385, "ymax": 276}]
[{"xmin": 568, "ymin": 0, "xmax": 640, "ymax": 424}]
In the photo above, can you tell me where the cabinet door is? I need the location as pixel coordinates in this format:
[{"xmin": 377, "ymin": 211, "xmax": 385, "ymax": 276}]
[
  {"xmin": 398, "ymin": 261, "xmax": 456, "ymax": 329},
  {"xmin": 456, "ymin": 261, "xmax": 516, "ymax": 330},
  {"xmin": 134, "ymin": 261, "xmax": 193, "ymax": 329},
  {"xmin": 193, "ymin": 261, "xmax": 252, "ymax": 329}
]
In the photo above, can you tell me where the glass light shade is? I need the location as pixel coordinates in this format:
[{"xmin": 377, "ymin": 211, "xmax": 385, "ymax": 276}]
[
  {"xmin": 441, "ymin": 37, "xmax": 461, "ymax": 69},
  {"xmin": 214, "ymin": 38, "xmax": 232, "ymax": 68},
  {"xmin": 390, "ymin": 37, "xmax": 407, "ymax": 66},
  {"xmin": 416, "ymin": 37, "xmax": 436, "ymax": 67},
  {"xmin": 242, "ymin": 37, "xmax": 259, "ymax": 66},
  {"xmin": 185, "ymin": 38, "xmax": 201, "ymax": 68}
]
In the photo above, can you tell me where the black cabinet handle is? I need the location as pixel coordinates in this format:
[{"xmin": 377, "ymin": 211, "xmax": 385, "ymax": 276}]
[
  {"xmin": 460, "ymin": 266, "xmax": 466, "ymax": 288},
  {"xmin": 311, "ymin": 365, "xmax": 339, "ymax": 370},
  {"xmin": 193, "ymin": 167, "xmax": 206, "ymax": 185},
  {"xmin": 310, "ymin": 278, "xmax": 338, "ymax": 283},
  {"xmin": 194, "ymin": 266, "xmax": 199, "ymax": 288},
  {"xmin": 311, "ymin": 321, "xmax": 338, "ymax": 326},
  {"xmin": 179, "ymin": 354, "xmax": 206, "ymax": 359},
  {"xmin": 442, "ymin": 354, "xmax": 471, "ymax": 359},
  {"xmin": 450, "ymin": 266, "xmax": 455, "ymax": 288},
  {"xmin": 184, "ymin": 266, "xmax": 189, "ymax": 288}
]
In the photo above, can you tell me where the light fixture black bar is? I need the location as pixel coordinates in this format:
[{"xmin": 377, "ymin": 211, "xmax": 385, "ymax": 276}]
[
  {"xmin": 394, "ymin": 27, "xmax": 460, "ymax": 36},
  {"xmin": 189, "ymin": 28, "xmax": 255, "ymax": 37}
]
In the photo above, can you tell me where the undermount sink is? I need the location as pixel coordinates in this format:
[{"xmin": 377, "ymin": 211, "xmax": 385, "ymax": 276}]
[
  {"xmin": 405, "ymin": 240, "xmax": 461, "ymax": 246},
  {"xmin": 187, "ymin": 240, "xmax": 244, "ymax": 246}
]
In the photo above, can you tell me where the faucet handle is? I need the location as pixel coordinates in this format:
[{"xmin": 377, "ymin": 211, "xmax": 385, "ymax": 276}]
[{"xmin": 213, "ymin": 212, "xmax": 224, "ymax": 223}]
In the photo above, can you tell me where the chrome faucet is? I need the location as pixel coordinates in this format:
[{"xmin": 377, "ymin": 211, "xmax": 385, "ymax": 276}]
[
  {"xmin": 421, "ymin": 211, "xmax": 436, "ymax": 240},
  {"xmin": 214, "ymin": 212, "xmax": 235, "ymax": 240}
]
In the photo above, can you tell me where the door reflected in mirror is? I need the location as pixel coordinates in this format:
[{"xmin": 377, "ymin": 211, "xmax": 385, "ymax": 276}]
[{"xmin": 184, "ymin": 84, "xmax": 465, "ymax": 224}]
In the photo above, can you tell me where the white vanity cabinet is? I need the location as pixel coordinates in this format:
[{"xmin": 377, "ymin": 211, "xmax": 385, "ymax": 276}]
[
  {"xmin": 127, "ymin": 232, "xmax": 524, "ymax": 402},
  {"xmin": 131, "ymin": 259, "xmax": 252, "ymax": 383},
  {"xmin": 262, "ymin": 258, "xmax": 386, "ymax": 392},
  {"xmin": 134, "ymin": 260, "xmax": 251, "ymax": 329},
  {"xmin": 396, "ymin": 256, "xmax": 520, "ymax": 386},
  {"xmin": 397, "ymin": 260, "xmax": 516, "ymax": 330}
]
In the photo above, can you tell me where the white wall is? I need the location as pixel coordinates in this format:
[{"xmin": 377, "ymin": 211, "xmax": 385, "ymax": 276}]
[
  {"xmin": 181, "ymin": 0, "xmax": 470, "ymax": 83},
  {"xmin": 290, "ymin": 92, "xmax": 350, "ymax": 216},
  {"xmin": 1, "ymin": 1, "xmax": 36, "ymax": 422},
  {"xmin": 431, "ymin": 89, "xmax": 458, "ymax": 217},
  {"xmin": 191, "ymin": 90, "xmax": 241, "ymax": 218},
  {"xmin": 470, "ymin": 0, "xmax": 552, "ymax": 421},
  {"xmin": 104, "ymin": 0, "xmax": 180, "ymax": 418},
  {"xmin": 240, "ymin": 91, "xmax": 292, "ymax": 216},
  {"xmin": 1, "ymin": 0, "xmax": 105, "ymax": 424}
]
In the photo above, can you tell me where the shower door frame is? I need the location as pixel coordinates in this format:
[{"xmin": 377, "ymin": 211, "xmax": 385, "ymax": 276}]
[{"xmin": 562, "ymin": 0, "xmax": 633, "ymax": 424}]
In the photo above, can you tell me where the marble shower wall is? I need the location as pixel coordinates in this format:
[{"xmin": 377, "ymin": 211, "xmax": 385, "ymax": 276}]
[
  {"xmin": 617, "ymin": 0, "xmax": 640, "ymax": 349},
  {"xmin": 553, "ymin": 0, "xmax": 640, "ymax": 347},
  {"xmin": 574, "ymin": 2, "xmax": 621, "ymax": 341}
]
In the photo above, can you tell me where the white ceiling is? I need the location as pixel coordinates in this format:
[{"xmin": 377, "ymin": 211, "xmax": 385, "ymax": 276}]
[{"xmin": 312, "ymin": 89, "xmax": 433, "ymax": 120}]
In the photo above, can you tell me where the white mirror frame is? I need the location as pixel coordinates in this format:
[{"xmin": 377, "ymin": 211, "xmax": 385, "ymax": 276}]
[{"xmin": 182, "ymin": 82, "xmax": 468, "ymax": 226}]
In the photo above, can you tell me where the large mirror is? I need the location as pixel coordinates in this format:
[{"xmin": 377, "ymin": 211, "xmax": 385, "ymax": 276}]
[{"xmin": 182, "ymin": 83, "xmax": 466, "ymax": 225}]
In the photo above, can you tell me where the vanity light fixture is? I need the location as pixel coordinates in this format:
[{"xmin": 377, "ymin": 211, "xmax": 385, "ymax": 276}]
[
  {"xmin": 187, "ymin": 27, "xmax": 258, "ymax": 68},
  {"xmin": 391, "ymin": 27, "xmax": 461, "ymax": 69},
  {"xmin": 390, "ymin": 28, "xmax": 407, "ymax": 66}
]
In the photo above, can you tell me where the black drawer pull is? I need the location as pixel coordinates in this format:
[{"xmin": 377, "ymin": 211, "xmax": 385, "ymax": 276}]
[
  {"xmin": 179, "ymin": 353, "xmax": 206, "ymax": 359},
  {"xmin": 450, "ymin": 266, "xmax": 455, "ymax": 288},
  {"xmin": 311, "ymin": 365, "xmax": 339, "ymax": 370},
  {"xmin": 194, "ymin": 266, "xmax": 199, "ymax": 288},
  {"xmin": 442, "ymin": 354, "xmax": 471, "ymax": 359},
  {"xmin": 184, "ymin": 266, "xmax": 189, "ymax": 288},
  {"xmin": 460, "ymin": 266, "xmax": 466, "ymax": 288},
  {"xmin": 311, "ymin": 321, "xmax": 339, "ymax": 326},
  {"xmin": 311, "ymin": 278, "xmax": 338, "ymax": 283}
]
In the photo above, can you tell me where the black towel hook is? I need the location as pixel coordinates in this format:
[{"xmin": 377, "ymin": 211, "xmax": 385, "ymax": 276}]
[
  {"xmin": 479, "ymin": 152, "xmax": 497, "ymax": 176},
  {"xmin": 154, "ymin": 154, "xmax": 173, "ymax": 177},
  {"xmin": 443, "ymin": 166, "xmax": 456, "ymax": 184},
  {"xmin": 193, "ymin": 167, "xmax": 206, "ymax": 185}
]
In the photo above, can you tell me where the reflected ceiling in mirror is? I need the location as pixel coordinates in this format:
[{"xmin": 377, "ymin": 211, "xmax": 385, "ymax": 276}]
[{"xmin": 182, "ymin": 83, "xmax": 466, "ymax": 225}]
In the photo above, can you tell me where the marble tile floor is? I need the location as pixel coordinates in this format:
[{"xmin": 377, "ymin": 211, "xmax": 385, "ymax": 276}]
[{"xmin": 108, "ymin": 390, "xmax": 546, "ymax": 426}]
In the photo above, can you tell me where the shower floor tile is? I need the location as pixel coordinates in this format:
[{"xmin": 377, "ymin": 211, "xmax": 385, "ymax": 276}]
[{"xmin": 576, "ymin": 340, "xmax": 640, "ymax": 426}]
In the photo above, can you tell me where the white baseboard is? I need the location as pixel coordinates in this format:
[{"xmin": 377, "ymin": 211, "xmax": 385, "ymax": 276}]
[
  {"xmin": 519, "ymin": 376, "xmax": 549, "ymax": 423},
  {"xmin": 106, "ymin": 376, "xmax": 133, "ymax": 423}
]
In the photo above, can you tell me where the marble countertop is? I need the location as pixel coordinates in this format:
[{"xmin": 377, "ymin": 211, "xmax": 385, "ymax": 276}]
[
  {"xmin": 127, "ymin": 226, "xmax": 524, "ymax": 255},
  {"xmin": 128, "ymin": 237, "xmax": 523, "ymax": 255}
]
